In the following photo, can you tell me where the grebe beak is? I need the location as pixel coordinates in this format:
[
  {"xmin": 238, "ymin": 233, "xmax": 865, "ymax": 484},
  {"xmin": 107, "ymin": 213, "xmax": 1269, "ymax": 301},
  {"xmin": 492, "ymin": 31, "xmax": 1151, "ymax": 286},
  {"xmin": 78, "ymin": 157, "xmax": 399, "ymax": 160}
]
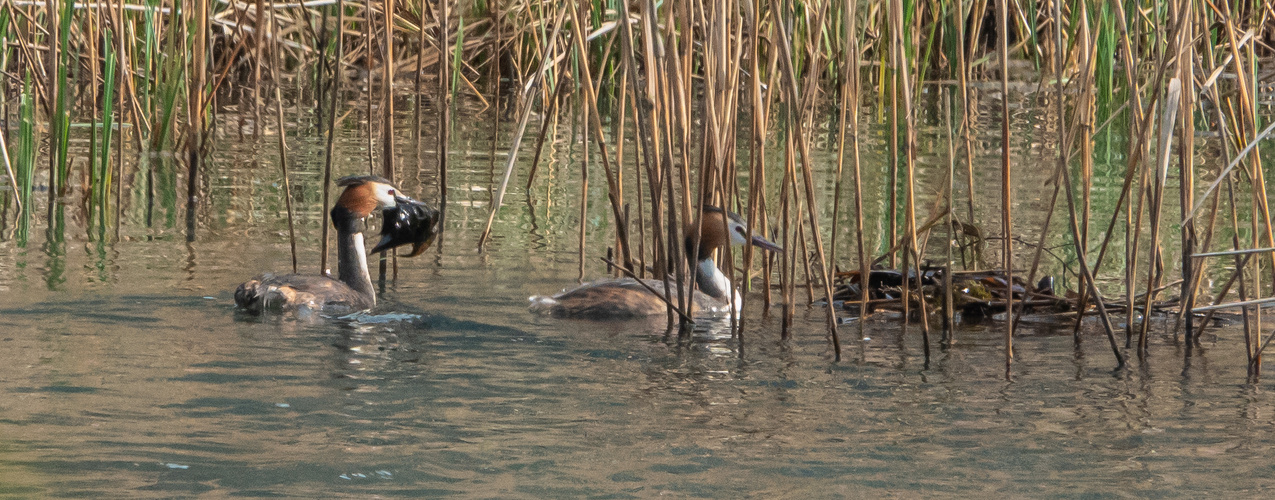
[
  {"xmin": 370, "ymin": 195, "xmax": 440, "ymax": 257},
  {"xmin": 750, "ymin": 234, "xmax": 783, "ymax": 253}
]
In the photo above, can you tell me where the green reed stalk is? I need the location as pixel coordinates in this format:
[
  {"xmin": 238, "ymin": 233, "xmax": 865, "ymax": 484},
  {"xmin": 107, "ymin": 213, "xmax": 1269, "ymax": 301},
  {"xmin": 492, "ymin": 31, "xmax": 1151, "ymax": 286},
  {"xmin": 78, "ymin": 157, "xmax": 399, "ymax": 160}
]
[
  {"xmin": 98, "ymin": 33, "xmax": 119, "ymax": 239},
  {"xmin": 15, "ymin": 77, "xmax": 36, "ymax": 245},
  {"xmin": 114, "ymin": 0, "xmax": 125, "ymax": 241},
  {"xmin": 51, "ymin": 0, "xmax": 73, "ymax": 207},
  {"xmin": 88, "ymin": 8, "xmax": 102, "ymax": 235},
  {"xmin": 153, "ymin": 7, "xmax": 183, "ymax": 152}
]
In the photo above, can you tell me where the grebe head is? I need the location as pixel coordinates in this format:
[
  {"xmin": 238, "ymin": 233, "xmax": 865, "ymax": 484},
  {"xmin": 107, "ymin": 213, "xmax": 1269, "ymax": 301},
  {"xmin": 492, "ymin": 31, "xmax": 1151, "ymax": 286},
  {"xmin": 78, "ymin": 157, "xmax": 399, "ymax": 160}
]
[
  {"xmin": 690, "ymin": 206, "xmax": 783, "ymax": 260},
  {"xmin": 334, "ymin": 175, "xmax": 439, "ymax": 256}
]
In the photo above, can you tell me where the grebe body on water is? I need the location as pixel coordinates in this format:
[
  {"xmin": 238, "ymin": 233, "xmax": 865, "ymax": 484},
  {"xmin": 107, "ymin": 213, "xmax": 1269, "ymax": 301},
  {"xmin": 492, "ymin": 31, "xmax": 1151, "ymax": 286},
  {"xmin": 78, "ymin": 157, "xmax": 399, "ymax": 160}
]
[
  {"xmin": 529, "ymin": 207, "xmax": 780, "ymax": 320},
  {"xmin": 234, "ymin": 175, "xmax": 439, "ymax": 314}
]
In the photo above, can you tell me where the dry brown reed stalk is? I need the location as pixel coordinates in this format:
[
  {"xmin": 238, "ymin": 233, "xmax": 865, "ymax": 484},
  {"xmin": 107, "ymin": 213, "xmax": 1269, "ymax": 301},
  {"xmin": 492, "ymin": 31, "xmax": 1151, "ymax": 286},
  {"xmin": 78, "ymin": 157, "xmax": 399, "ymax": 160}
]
[
  {"xmin": 364, "ymin": 0, "xmax": 375, "ymax": 170},
  {"xmin": 769, "ymin": 0, "xmax": 839, "ymax": 358},
  {"xmin": 270, "ymin": 0, "xmax": 299, "ymax": 273},
  {"xmin": 44, "ymin": 0, "xmax": 57, "ymax": 221},
  {"xmin": 578, "ymin": 101, "xmax": 589, "ymax": 281},
  {"xmin": 849, "ymin": 0, "xmax": 868, "ymax": 335},
  {"xmin": 956, "ymin": 0, "xmax": 976, "ymax": 236},
  {"xmin": 995, "ymin": 0, "xmax": 1012, "ymax": 376},
  {"xmin": 0, "ymin": 124, "xmax": 17, "ymax": 220},
  {"xmin": 891, "ymin": 0, "xmax": 927, "ymax": 356},
  {"xmin": 1077, "ymin": 4, "xmax": 1092, "ymax": 252},
  {"xmin": 566, "ymin": 1, "xmax": 632, "ymax": 272},
  {"xmin": 380, "ymin": 0, "xmax": 397, "ymax": 278},
  {"xmin": 438, "ymin": 0, "xmax": 451, "ymax": 225},
  {"xmin": 780, "ymin": 137, "xmax": 795, "ymax": 335},
  {"xmin": 1175, "ymin": 0, "xmax": 1196, "ymax": 345},
  {"xmin": 1224, "ymin": 14, "xmax": 1275, "ymax": 371},
  {"xmin": 382, "ymin": 0, "xmax": 395, "ymax": 179},
  {"xmin": 320, "ymin": 3, "xmax": 345, "ymax": 274},
  {"xmin": 829, "ymin": 0, "xmax": 852, "ymax": 285},
  {"xmin": 940, "ymin": 83, "xmax": 957, "ymax": 340},
  {"xmin": 112, "ymin": 0, "xmax": 125, "ymax": 242},
  {"xmin": 743, "ymin": 0, "xmax": 770, "ymax": 316},
  {"xmin": 1016, "ymin": 0, "xmax": 1082, "ymax": 341},
  {"xmin": 615, "ymin": 0, "xmax": 678, "ymax": 325},
  {"xmin": 1074, "ymin": 0, "xmax": 1167, "ymax": 344},
  {"xmin": 1137, "ymin": 78, "xmax": 1181, "ymax": 354},
  {"xmin": 253, "ymin": 0, "xmax": 266, "ymax": 140},
  {"xmin": 187, "ymin": 0, "xmax": 210, "ymax": 241}
]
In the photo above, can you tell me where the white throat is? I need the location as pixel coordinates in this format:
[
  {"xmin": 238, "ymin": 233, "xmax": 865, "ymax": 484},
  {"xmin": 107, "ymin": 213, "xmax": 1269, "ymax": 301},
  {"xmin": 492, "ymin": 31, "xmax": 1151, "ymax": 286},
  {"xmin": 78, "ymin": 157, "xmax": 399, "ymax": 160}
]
[
  {"xmin": 351, "ymin": 231, "xmax": 375, "ymax": 307},
  {"xmin": 697, "ymin": 259, "xmax": 733, "ymax": 300}
]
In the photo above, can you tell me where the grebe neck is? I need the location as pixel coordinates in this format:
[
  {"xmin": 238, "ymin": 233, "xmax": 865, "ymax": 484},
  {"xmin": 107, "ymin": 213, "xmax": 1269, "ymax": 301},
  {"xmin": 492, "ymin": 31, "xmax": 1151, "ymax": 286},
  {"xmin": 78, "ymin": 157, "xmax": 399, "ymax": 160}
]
[
  {"xmin": 332, "ymin": 206, "xmax": 376, "ymax": 307},
  {"xmin": 694, "ymin": 258, "xmax": 732, "ymax": 301}
]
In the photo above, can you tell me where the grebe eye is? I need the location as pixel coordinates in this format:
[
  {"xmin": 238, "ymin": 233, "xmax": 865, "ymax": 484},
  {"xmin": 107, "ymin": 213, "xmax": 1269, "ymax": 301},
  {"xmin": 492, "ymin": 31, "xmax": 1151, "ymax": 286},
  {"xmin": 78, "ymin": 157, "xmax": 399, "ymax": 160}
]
[{"xmin": 387, "ymin": 189, "xmax": 395, "ymax": 196}]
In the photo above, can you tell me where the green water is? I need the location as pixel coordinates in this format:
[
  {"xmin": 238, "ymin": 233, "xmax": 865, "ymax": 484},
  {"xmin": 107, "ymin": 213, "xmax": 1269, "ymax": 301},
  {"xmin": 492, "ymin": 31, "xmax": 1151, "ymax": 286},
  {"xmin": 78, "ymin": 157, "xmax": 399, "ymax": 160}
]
[{"xmin": 0, "ymin": 88, "xmax": 1272, "ymax": 498}]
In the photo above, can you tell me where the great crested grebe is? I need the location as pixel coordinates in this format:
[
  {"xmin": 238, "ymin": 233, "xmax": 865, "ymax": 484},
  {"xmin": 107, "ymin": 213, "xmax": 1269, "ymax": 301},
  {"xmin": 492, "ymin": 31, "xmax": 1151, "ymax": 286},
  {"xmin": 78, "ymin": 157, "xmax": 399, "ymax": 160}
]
[
  {"xmin": 234, "ymin": 175, "xmax": 440, "ymax": 314},
  {"xmin": 529, "ymin": 206, "xmax": 781, "ymax": 319}
]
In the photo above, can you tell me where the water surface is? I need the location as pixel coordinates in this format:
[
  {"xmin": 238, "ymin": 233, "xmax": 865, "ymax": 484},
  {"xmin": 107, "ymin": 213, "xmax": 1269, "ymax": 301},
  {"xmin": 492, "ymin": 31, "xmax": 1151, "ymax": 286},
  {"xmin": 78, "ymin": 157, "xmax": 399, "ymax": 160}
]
[{"xmin": 1, "ymin": 91, "xmax": 1272, "ymax": 498}]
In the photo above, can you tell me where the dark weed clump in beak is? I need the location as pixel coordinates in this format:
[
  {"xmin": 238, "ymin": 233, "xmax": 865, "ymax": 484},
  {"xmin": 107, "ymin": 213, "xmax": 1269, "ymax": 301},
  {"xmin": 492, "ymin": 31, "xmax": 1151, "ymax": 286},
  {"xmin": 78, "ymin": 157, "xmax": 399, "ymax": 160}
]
[{"xmin": 371, "ymin": 197, "xmax": 440, "ymax": 257}]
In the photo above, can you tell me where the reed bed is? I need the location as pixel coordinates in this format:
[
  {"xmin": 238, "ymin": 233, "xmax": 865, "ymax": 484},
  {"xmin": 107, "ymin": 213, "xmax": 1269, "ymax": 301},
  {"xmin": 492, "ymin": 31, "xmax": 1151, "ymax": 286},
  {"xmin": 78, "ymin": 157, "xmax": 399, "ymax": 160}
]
[{"xmin": 1, "ymin": 0, "xmax": 1275, "ymax": 375}]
